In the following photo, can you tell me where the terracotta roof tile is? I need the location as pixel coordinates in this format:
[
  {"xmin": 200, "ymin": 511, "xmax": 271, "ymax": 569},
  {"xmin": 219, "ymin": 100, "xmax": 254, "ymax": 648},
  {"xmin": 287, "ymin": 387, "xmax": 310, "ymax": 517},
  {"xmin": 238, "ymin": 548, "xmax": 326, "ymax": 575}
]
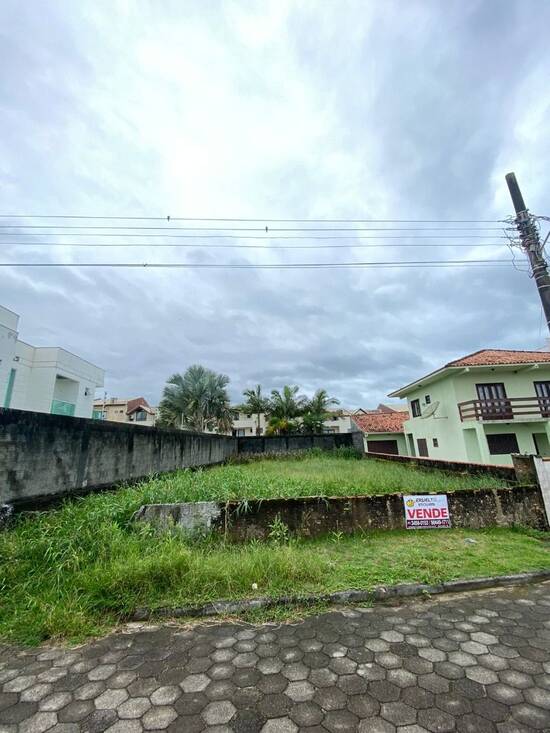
[
  {"xmin": 126, "ymin": 397, "xmax": 151, "ymax": 415},
  {"xmin": 353, "ymin": 411, "xmax": 409, "ymax": 434},
  {"xmin": 446, "ymin": 349, "xmax": 550, "ymax": 367}
]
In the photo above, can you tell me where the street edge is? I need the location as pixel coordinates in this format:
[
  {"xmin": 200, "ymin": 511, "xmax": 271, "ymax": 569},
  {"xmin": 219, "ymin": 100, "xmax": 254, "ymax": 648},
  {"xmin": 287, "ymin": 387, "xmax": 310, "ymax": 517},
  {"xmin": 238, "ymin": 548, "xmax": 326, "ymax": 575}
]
[{"xmin": 131, "ymin": 568, "xmax": 550, "ymax": 622}]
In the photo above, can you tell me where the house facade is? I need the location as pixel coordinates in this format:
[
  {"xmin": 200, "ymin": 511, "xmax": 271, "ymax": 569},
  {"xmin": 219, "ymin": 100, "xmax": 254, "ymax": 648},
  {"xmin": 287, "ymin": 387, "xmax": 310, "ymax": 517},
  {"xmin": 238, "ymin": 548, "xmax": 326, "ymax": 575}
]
[
  {"xmin": 352, "ymin": 409, "xmax": 409, "ymax": 455},
  {"xmin": 388, "ymin": 349, "xmax": 550, "ymax": 465},
  {"xmin": 93, "ymin": 397, "xmax": 157, "ymax": 427},
  {"xmin": 1, "ymin": 304, "xmax": 104, "ymax": 418},
  {"xmin": 231, "ymin": 411, "xmax": 269, "ymax": 436}
]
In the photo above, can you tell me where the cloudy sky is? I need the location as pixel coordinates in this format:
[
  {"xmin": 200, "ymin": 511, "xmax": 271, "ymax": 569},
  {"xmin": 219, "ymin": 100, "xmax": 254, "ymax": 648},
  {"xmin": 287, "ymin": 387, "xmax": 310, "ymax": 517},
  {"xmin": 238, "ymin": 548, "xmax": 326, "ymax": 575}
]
[{"xmin": 2, "ymin": 0, "xmax": 550, "ymax": 408}]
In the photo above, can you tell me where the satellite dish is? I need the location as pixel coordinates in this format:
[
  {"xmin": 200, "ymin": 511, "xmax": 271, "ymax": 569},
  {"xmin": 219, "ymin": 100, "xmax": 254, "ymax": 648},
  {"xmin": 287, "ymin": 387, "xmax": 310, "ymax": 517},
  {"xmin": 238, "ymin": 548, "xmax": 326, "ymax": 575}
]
[{"xmin": 421, "ymin": 400, "xmax": 440, "ymax": 418}]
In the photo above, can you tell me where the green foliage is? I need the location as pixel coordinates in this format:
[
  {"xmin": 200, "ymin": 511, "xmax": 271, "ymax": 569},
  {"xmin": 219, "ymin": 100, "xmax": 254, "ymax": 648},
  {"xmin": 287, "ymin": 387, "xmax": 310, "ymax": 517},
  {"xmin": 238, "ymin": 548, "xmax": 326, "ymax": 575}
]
[
  {"xmin": 242, "ymin": 385, "xmax": 270, "ymax": 436},
  {"xmin": 268, "ymin": 515, "xmax": 290, "ymax": 545},
  {"xmin": 300, "ymin": 413, "xmax": 326, "ymax": 434},
  {"xmin": 157, "ymin": 364, "xmax": 232, "ymax": 433},
  {"xmin": 269, "ymin": 385, "xmax": 307, "ymax": 421},
  {"xmin": 237, "ymin": 385, "xmax": 341, "ymax": 435},
  {"xmin": 306, "ymin": 389, "xmax": 340, "ymax": 416},
  {"xmin": 265, "ymin": 416, "xmax": 299, "ymax": 436}
]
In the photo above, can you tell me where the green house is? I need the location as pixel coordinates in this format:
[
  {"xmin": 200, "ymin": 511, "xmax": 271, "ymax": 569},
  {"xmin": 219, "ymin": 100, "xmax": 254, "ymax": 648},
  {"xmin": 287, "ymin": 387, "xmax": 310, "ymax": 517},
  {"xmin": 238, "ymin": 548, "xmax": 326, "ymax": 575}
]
[{"xmin": 388, "ymin": 349, "xmax": 550, "ymax": 465}]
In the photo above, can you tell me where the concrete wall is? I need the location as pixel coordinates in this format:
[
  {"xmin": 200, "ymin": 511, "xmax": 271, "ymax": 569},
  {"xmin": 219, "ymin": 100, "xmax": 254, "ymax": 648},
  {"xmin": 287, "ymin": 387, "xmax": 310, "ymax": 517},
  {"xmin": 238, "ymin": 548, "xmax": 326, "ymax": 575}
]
[
  {"xmin": 362, "ymin": 450, "xmax": 517, "ymax": 481},
  {"xmin": 135, "ymin": 484, "xmax": 548, "ymax": 541},
  {"xmin": 236, "ymin": 431, "xmax": 363, "ymax": 454},
  {"xmin": 1, "ymin": 411, "xmax": 362, "ymax": 507},
  {"xmin": 0, "ymin": 408, "xmax": 237, "ymax": 507}
]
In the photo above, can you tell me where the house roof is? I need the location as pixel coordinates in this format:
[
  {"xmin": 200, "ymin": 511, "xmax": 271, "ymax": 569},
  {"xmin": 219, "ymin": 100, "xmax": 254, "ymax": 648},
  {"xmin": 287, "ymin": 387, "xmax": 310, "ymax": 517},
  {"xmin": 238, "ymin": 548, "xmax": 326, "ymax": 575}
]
[
  {"xmin": 126, "ymin": 397, "xmax": 152, "ymax": 415},
  {"xmin": 446, "ymin": 349, "xmax": 550, "ymax": 367},
  {"xmin": 389, "ymin": 349, "xmax": 550, "ymax": 398},
  {"xmin": 353, "ymin": 411, "xmax": 409, "ymax": 434}
]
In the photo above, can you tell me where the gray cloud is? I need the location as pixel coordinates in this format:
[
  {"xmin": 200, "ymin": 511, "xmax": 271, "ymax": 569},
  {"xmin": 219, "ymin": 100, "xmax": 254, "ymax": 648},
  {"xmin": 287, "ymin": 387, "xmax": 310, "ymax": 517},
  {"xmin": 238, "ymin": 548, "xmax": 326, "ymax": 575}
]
[{"xmin": 1, "ymin": 0, "xmax": 549, "ymax": 409}]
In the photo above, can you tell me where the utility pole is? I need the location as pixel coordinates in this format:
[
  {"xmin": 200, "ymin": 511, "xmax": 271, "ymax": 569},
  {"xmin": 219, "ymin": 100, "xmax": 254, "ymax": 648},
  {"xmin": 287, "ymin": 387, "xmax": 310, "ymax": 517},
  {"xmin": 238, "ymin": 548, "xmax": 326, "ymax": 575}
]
[{"xmin": 505, "ymin": 172, "xmax": 550, "ymax": 334}]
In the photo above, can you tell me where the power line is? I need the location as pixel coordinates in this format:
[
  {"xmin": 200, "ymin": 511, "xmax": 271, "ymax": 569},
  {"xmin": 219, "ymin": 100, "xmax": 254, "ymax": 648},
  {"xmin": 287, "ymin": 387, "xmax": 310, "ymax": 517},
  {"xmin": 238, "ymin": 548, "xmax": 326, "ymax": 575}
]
[
  {"xmin": 0, "ymin": 224, "xmax": 509, "ymax": 232},
  {"xmin": 0, "ymin": 241, "xmax": 509, "ymax": 249},
  {"xmin": 0, "ymin": 232, "xmax": 510, "ymax": 240},
  {"xmin": 0, "ymin": 214, "xmax": 508, "ymax": 223},
  {"xmin": 0, "ymin": 259, "xmax": 514, "ymax": 269}
]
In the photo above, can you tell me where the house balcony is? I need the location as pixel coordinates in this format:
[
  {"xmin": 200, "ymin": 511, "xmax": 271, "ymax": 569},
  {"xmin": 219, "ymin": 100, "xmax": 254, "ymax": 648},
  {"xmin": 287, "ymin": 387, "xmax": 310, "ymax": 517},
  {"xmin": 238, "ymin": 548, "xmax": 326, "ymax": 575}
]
[{"xmin": 458, "ymin": 397, "xmax": 550, "ymax": 423}]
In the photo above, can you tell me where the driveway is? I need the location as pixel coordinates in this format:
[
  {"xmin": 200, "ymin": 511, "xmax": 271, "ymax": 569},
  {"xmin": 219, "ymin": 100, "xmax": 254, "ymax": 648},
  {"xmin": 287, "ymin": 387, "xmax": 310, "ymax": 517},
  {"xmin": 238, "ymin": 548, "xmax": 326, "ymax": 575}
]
[{"xmin": 1, "ymin": 583, "xmax": 550, "ymax": 732}]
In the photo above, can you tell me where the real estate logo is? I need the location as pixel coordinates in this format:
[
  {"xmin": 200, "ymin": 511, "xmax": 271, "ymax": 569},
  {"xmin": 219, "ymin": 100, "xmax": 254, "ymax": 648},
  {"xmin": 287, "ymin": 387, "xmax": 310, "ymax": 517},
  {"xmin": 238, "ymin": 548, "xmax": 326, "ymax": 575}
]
[{"xmin": 403, "ymin": 495, "xmax": 451, "ymax": 529}]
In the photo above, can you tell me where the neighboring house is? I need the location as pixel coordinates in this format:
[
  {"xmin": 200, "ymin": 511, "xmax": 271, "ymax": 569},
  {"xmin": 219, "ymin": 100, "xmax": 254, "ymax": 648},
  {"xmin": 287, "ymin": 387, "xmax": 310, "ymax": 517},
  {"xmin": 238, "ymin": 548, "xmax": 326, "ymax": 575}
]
[
  {"xmin": 388, "ymin": 349, "xmax": 550, "ymax": 465},
  {"xmin": 93, "ymin": 397, "xmax": 157, "ymax": 427},
  {"xmin": 231, "ymin": 411, "xmax": 269, "ymax": 436},
  {"xmin": 352, "ymin": 410, "xmax": 409, "ymax": 455},
  {"xmin": 321, "ymin": 410, "xmax": 355, "ymax": 434},
  {"xmin": 230, "ymin": 410, "xmax": 356, "ymax": 436},
  {"xmin": 0, "ymin": 304, "xmax": 104, "ymax": 418}
]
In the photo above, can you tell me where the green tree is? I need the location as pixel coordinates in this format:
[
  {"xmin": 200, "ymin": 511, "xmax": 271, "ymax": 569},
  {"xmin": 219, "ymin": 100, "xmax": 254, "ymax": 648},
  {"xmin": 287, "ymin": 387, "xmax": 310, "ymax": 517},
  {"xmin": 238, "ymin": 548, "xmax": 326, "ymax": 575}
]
[
  {"xmin": 301, "ymin": 389, "xmax": 340, "ymax": 434},
  {"xmin": 269, "ymin": 385, "xmax": 307, "ymax": 421},
  {"xmin": 307, "ymin": 388, "xmax": 340, "ymax": 415},
  {"xmin": 158, "ymin": 364, "xmax": 232, "ymax": 433},
  {"xmin": 265, "ymin": 417, "xmax": 300, "ymax": 436},
  {"xmin": 242, "ymin": 384, "xmax": 270, "ymax": 436}
]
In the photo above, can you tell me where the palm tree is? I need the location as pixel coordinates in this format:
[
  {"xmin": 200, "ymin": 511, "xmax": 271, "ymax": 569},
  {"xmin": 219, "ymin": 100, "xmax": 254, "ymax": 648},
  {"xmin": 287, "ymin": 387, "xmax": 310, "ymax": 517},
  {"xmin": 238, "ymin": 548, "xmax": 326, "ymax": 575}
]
[
  {"xmin": 301, "ymin": 389, "xmax": 340, "ymax": 434},
  {"xmin": 242, "ymin": 385, "xmax": 270, "ymax": 436},
  {"xmin": 306, "ymin": 389, "xmax": 340, "ymax": 415},
  {"xmin": 158, "ymin": 364, "xmax": 233, "ymax": 433},
  {"xmin": 269, "ymin": 385, "xmax": 307, "ymax": 424}
]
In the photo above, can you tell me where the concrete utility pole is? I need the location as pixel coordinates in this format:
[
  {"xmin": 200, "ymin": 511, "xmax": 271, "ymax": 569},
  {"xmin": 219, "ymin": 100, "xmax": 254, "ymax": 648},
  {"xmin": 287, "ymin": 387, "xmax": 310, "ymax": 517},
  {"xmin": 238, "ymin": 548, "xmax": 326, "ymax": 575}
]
[{"xmin": 506, "ymin": 172, "xmax": 550, "ymax": 334}]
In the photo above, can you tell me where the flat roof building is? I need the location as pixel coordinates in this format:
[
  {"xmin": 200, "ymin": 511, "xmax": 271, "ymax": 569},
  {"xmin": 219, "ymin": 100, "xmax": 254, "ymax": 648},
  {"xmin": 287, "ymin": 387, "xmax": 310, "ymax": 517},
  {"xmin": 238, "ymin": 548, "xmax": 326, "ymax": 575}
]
[{"xmin": 1, "ymin": 304, "xmax": 104, "ymax": 418}]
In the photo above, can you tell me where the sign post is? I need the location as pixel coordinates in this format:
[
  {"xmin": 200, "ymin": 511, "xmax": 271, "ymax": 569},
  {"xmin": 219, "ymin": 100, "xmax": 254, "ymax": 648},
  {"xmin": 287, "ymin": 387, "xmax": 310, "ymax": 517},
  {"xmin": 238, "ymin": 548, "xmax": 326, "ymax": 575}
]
[{"xmin": 403, "ymin": 495, "xmax": 451, "ymax": 529}]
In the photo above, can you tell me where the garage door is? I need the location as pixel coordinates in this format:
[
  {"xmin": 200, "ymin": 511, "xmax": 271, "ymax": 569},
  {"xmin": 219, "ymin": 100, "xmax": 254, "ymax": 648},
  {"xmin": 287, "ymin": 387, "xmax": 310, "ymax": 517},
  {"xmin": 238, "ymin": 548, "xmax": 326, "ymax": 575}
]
[{"xmin": 367, "ymin": 439, "xmax": 399, "ymax": 455}]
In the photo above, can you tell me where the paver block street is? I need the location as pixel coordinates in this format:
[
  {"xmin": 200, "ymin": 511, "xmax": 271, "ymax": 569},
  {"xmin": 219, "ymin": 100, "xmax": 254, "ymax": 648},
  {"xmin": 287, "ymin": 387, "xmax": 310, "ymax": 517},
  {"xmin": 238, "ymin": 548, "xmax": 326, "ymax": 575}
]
[{"xmin": 1, "ymin": 583, "xmax": 550, "ymax": 732}]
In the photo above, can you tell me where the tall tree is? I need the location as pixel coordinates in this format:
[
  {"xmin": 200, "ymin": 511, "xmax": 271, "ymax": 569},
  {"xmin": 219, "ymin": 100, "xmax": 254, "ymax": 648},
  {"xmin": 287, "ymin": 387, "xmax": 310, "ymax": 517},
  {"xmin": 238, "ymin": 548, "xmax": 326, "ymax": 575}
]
[
  {"xmin": 158, "ymin": 364, "xmax": 232, "ymax": 433},
  {"xmin": 306, "ymin": 389, "xmax": 340, "ymax": 415},
  {"xmin": 242, "ymin": 384, "xmax": 270, "ymax": 436},
  {"xmin": 301, "ymin": 389, "xmax": 340, "ymax": 434},
  {"xmin": 269, "ymin": 385, "xmax": 307, "ymax": 420}
]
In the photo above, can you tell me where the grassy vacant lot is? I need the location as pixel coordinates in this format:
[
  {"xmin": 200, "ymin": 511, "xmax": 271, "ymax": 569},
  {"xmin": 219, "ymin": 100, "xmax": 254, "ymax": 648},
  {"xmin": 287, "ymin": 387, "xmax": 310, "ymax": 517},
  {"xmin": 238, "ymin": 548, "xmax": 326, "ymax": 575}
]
[
  {"xmin": 1, "ymin": 451, "xmax": 546, "ymax": 646},
  {"xmin": 112, "ymin": 449, "xmax": 508, "ymax": 506}
]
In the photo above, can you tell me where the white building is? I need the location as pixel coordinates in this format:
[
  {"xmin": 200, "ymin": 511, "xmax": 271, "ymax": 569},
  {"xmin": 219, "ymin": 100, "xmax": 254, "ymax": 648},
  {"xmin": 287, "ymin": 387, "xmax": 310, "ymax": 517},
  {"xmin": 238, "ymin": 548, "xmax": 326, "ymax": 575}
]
[
  {"xmin": 230, "ymin": 409, "xmax": 356, "ymax": 436},
  {"xmin": 1, "ymin": 304, "xmax": 104, "ymax": 418}
]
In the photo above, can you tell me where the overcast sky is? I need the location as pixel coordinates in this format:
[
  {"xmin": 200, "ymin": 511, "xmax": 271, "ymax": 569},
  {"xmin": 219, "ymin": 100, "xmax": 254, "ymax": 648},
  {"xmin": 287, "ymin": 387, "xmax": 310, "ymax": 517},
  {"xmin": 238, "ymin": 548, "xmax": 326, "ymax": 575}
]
[{"xmin": 2, "ymin": 0, "xmax": 550, "ymax": 408}]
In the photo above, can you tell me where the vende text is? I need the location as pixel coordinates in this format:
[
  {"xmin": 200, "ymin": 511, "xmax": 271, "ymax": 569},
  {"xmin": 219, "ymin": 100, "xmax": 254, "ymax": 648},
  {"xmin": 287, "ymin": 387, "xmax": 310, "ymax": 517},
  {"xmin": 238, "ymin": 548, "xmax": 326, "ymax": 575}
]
[{"xmin": 406, "ymin": 508, "xmax": 449, "ymax": 519}]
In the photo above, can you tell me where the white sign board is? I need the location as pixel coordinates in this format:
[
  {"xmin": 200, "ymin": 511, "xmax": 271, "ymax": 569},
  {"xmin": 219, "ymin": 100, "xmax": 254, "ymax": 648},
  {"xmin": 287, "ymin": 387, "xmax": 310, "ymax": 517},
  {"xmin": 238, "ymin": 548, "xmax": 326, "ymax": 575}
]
[{"xmin": 404, "ymin": 495, "xmax": 451, "ymax": 529}]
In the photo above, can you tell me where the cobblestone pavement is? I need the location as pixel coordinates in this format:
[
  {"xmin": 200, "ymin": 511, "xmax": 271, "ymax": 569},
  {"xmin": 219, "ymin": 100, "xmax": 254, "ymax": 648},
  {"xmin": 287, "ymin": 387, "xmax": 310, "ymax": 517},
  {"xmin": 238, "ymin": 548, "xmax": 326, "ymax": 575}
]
[{"xmin": 1, "ymin": 583, "xmax": 550, "ymax": 732}]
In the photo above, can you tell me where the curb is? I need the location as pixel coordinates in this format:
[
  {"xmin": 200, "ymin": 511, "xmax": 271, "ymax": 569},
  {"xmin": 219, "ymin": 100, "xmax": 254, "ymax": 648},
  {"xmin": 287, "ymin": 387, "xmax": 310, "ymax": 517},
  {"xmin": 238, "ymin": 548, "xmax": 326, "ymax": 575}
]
[{"xmin": 131, "ymin": 568, "xmax": 550, "ymax": 622}]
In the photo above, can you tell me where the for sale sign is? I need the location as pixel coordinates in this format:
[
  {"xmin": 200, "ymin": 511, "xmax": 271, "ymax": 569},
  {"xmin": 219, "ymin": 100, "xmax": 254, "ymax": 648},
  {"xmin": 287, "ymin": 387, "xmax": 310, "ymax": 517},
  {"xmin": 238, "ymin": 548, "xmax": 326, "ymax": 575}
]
[{"xmin": 404, "ymin": 495, "xmax": 451, "ymax": 529}]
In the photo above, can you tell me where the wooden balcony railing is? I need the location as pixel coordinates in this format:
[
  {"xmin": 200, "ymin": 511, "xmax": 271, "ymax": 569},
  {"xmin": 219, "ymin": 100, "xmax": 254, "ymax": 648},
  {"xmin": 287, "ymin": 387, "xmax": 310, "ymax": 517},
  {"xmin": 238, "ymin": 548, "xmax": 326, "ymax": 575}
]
[{"xmin": 458, "ymin": 396, "xmax": 550, "ymax": 422}]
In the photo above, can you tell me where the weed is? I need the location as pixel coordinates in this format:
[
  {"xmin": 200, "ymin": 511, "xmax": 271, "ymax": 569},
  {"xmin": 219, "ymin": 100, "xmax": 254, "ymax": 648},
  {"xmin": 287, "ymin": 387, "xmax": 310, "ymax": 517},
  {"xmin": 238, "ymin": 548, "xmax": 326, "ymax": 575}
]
[{"xmin": 268, "ymin": 515, "xmax": 290, "ymax": 545}]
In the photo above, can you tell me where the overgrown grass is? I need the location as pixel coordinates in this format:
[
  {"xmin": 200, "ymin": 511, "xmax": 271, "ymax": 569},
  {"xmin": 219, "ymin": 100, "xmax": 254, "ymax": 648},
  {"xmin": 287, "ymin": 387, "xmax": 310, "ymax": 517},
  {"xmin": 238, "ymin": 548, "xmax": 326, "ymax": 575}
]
[
  {"xmin": 93, "ymin": 449, "xmax": 509, "ymax": 515},
  {"xmin": 1, "ymin": 452, "xmax": 542, "ymax": 647}
]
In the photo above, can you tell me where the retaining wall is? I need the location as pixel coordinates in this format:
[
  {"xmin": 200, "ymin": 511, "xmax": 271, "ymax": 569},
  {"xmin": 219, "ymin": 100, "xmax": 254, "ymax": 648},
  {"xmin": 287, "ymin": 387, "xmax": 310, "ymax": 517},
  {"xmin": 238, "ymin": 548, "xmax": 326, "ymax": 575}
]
[
  {"xmin": 363, "ymin": 450, "xmax": 517, "ymax": 481},
  {"xmin": 135, "ymin": 484, "xmax": 548, "ymax": 540}
]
